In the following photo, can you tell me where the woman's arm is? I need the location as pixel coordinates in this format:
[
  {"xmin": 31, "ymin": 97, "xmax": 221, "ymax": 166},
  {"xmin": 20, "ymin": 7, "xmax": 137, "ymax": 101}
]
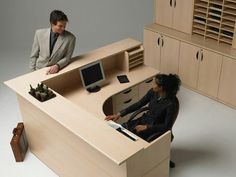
[
  {"xmin": 119, "ymin": 89, "xmax": 154, "ymax": 117},
  {"xmin": 105, "ymin": 89, "xmax": 154, "ymax": 121}
]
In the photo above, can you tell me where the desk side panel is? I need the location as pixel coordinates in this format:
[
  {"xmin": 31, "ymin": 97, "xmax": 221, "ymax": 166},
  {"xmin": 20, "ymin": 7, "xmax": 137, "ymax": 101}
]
[
  {"xmin": 142, "ymin": 131, "xmax": 171, "ymax": 173},
  {"xmin": 17, "ymin": 94, "xmax": 127, "ymax": 177},
  {"xmin": 126, "ymin": 132, "xmax": 171, "ymax": 177},
  {"xmin": 43, "ymin": 69, "xmax": 82, "ymax": 94},
  {"xmin": 143, "ymin": 158, "xmax": 169, "ymax": 177}
]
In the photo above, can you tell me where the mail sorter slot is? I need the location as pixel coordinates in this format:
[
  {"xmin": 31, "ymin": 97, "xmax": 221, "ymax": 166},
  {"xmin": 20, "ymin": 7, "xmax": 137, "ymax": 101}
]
[
  {"xmin": 112, "ymin": 85, "xmax": 138, "ymax": 105},
  {"xmin": 127, "ymin": 45, "xmax": 144, "ymax": 56}
]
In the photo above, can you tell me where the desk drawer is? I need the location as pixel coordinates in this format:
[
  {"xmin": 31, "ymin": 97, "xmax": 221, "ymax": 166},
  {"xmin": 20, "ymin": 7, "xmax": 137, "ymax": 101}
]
[
  {"xmin": 139, "ymin": 77, "xmax": 154, "ymax": 99},
  {"xmin": 113, "ymin": 85, "xmax": 138, "ymax": 105},
  {"xmin": 113, "ymin": 94, "xmax": 139, "ymax": 114},
  {"xmin": 114, "ymin": 94, "xmax": 139, "ymax": 124}
]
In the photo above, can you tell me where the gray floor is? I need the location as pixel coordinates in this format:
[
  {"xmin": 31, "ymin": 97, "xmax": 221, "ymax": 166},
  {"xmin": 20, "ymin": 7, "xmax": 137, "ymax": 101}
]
[{"xmin": 1, "ymin": 51, "xmax": 236, "ymax": 177}]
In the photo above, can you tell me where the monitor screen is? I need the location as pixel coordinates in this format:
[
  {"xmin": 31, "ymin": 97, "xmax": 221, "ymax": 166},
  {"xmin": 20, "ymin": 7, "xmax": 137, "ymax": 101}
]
[{"xmin": 79, "ymin": 61, "xmax": 105, "ymax": 91}]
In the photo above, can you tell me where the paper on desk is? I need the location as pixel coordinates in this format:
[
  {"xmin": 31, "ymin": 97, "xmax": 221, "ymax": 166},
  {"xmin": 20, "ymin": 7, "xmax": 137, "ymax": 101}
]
[
  {"xmin": 107, "ymin": 121, "xmax": 138, "ymax": 141},
  {"xmin": 107, "ymin": 120, "xmax": 124, "ymax": 130}
]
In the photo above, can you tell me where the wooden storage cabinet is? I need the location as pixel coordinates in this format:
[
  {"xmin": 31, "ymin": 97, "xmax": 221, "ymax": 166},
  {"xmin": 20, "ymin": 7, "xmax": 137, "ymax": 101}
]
[
  {"xmin": 155, "ymin": 0, "xmax": 194, "ymax": 34},
  {"xmin": 197, "ymin": 48, "xmax": 222, "ymax": 98},
  {"xmin": 160, "ymin": 35, "xmax": 180, "ymax": 74},
  {"xmin": 179, "ymin": 42, "xmax": 202, "ymax": 88},
  {"xmin": 172, "ymin": 0, "xmax": 194, "ymax": 34},
  {"xmin": 218, "ymin": 56, "xmax": 236, "ymax": 107},
  {"xmin": 179, "ymin": 41, "xmax": 222, "ymax": 98},
  {"xmin": 144, "ymin": 23, "xmax": 236, "ymax": 108},
  {"xmin": 144, "ymin": 29, "xmax": 180, "ymax": 74},
  {"xmin": 144, "ymin": 29, "xmax": 161, "ymax": 70},
  {"xmin": 155, "ymin": 0, "xmax": 173, "ymax": 29}
]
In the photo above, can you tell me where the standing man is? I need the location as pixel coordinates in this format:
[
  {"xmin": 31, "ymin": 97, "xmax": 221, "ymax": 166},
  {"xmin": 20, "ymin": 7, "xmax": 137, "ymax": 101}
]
[{"xmin": 30, "ymin": 10, "xmax": 76, "ymax": 74}]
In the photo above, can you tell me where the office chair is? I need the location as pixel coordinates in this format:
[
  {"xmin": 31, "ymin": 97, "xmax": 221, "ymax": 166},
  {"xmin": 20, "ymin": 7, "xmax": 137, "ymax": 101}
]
[{"xmin": 127, "ymin": 96, "xmax": 179, "ymax": 168}]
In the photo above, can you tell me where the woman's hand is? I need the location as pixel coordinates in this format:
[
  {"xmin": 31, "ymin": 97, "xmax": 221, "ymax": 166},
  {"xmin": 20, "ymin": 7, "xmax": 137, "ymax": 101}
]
[
  {"xmin": 105, "ymin": 114, "xmax": 120, "ymax": 122},
  {"xmin": 135, "ymin": 125, "xmax": 147, "ymax": 132}
]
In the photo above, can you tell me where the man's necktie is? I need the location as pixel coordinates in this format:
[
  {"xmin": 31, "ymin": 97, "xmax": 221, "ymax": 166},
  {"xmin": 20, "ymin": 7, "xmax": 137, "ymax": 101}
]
[{"xmin": 50, "ymin": 33, "xmax": 59, "ymax": 55}]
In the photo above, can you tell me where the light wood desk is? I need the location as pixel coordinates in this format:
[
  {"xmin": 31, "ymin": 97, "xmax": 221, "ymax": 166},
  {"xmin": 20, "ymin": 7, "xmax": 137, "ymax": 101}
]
[{"xmin": 5, "ymin": 38, "xmax": 171, "ymax": 177}]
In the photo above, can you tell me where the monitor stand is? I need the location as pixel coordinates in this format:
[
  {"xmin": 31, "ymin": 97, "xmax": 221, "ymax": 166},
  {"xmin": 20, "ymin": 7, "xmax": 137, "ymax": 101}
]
[{"xmin": 86, "ymin": 85, "xmax": 101, "ymax": 93}]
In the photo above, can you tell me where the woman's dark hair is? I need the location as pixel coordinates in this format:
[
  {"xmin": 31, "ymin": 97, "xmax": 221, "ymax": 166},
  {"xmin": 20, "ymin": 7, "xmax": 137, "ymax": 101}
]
[
  {"xmin": 50, "ymin": 10, "xmax": 68, "ymax": 25},
  {"xmin": 155, "ymin": 74, "xmax": 181, "ymax": 97}
]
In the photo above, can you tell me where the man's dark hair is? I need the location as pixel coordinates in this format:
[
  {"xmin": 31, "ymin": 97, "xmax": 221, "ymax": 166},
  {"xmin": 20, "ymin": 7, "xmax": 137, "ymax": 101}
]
[
  {"xmin": 50, "ymin": 10, "xmax": 68, "ymax": 25},
  {"xmin": 155, "ymin": 74, "xmax": 181, "ymax": 98}
]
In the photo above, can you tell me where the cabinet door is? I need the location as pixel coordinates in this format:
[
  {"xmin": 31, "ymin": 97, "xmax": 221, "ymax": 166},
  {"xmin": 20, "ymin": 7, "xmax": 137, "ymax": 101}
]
[
  {"xmin": 197, "ymin": 49, "xmax": 222, "ymax": 98},
  {"xmin": 179, "ymin": 42, "xmax": 200, "ymax": 88},
  {"xmin": 160, "ymin": 36, "xmax": 180, "ymax": 74},
  {"xmin": 172, "ymin": 0, "xmax": 194, "ymax": 34},
  {"xmin": 144, "ymin": 29, "xmax": 161, "ymax": 70},
  {"xmin": 218, "ymin": 57, "xmax": 236, "ymax": 107},
  {"xmin": 155, "ymin": 0, "xmax": 173, "ymax": 29}
]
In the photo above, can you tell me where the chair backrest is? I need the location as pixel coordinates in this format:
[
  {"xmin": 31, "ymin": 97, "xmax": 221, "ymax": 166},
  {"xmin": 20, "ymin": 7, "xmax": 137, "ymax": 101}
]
[
  {"xmin": 170, "ymin": 96, "xmax": 179, "ymax": 141},
  {"xmin": 146, "ymin": 96, "xmax": 180, "ymax": 142}
]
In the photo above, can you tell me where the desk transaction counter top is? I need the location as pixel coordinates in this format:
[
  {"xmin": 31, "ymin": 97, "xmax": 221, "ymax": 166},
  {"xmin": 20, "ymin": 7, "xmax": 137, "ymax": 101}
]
[{"xmin": 5, "ymin": 38, "xmax": 160, "ymax": 165}]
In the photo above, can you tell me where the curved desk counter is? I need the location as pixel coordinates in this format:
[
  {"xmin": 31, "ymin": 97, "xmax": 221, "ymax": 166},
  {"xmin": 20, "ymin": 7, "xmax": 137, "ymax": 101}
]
[{"xmin": 5, "ymin": 38, "xmax": 171, "ymax": 177}]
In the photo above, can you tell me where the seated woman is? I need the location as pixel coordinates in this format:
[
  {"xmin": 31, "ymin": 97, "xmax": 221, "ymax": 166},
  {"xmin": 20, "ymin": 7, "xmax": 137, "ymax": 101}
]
[{"xmin": 105, "ymin": 73, "xmax": 181, "ymax": 140}]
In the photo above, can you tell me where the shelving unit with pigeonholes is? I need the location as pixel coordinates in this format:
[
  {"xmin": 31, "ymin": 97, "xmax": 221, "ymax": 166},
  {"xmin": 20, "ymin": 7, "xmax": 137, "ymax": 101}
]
[{"xmin": 192, "ymin": 0, "xmax": 236, "ymax": 48}]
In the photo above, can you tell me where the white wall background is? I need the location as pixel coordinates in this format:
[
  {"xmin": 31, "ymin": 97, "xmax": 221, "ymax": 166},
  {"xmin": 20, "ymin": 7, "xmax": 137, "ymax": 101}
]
[{"xmin": 0, "ymin": 0, "xmax": 154, "ymax": 55}]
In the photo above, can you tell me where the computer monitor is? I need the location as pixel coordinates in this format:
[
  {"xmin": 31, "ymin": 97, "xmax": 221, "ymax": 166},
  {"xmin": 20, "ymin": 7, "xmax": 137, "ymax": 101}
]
[{"xmin": 79, "ymin": 61, "xmax": 106, "ymax": 92}]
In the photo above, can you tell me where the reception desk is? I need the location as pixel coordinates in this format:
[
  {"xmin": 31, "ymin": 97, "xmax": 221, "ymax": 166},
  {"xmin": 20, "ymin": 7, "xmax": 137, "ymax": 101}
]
[{"xmin": 5, "ymin": 38, "xmax": 171, "ymax": 177}]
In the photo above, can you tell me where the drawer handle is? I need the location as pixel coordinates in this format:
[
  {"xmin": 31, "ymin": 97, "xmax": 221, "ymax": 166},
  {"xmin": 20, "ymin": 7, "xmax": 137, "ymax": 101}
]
[
  {"xmin": 124, "ymin": 99, "xmax": 132, "ymax": 104},
  {"xmin": 145, "ymin": 79, "xmax": 153, "ymax": 83},
  {"xmin": 170, "ymin": 0, "xmax": 172, "ymax": 7},
  {"xmin": 157, "ymin": 37, "xmax": 160, "ymax": 46},
  {"xmin": 123, "ymin": 89, "xmax": 132, "ymax": 94},
  {"xmin": 196, "ymin": 51, "xmax": 199, "ymax": 60},
  {"xmin": 201, "ymin": 52, "xmax": 203, "ymax": 61}
]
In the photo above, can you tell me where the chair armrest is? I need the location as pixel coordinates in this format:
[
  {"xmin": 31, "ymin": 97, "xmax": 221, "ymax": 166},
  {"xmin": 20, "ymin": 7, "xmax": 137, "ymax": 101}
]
[
  {"xmin": 146, "ymin": 131, "xmax": 174, "ymax": 143},
  {"xmin": 146, "ymin": 132, "xmax": 161, "ymax": 142},
  {"xmin": 128, "ymin": 107, "xmax": 149, "ymax": 122}
]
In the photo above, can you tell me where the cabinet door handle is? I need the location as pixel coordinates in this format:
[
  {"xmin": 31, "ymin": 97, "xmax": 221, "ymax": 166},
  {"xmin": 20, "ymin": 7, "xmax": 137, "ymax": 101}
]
[
  {"xmin": 174, "ymin": 0, "xmax": 176, "ymax": 8},
  {"xmin": 124, "ymin": 99, "xmax": 132, "ymax": 104},
  {"xmin": 123, "ymin": 89, "xmax": 132, "ymax": 94},
  {"xmin": 145, "ymin": 78, "xmax": 153, "ymax": 83},
  {"xmin": 201, "ymin": 52, "xmax": 203, "ymax": 61},
  {"xmin": 162, "ymin": 38, "xmax": 164, "ymax": 47},
  {"xmin": 170, "ymin": 0, "xmax": 172, "ymax": 7},
  {"xmin": 196, "ymin": 51, "xmax": 199, "ymax": 60},
  {"xmin": 157, "ymin": 37, "xmax": 160, "ymax": 46}
]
